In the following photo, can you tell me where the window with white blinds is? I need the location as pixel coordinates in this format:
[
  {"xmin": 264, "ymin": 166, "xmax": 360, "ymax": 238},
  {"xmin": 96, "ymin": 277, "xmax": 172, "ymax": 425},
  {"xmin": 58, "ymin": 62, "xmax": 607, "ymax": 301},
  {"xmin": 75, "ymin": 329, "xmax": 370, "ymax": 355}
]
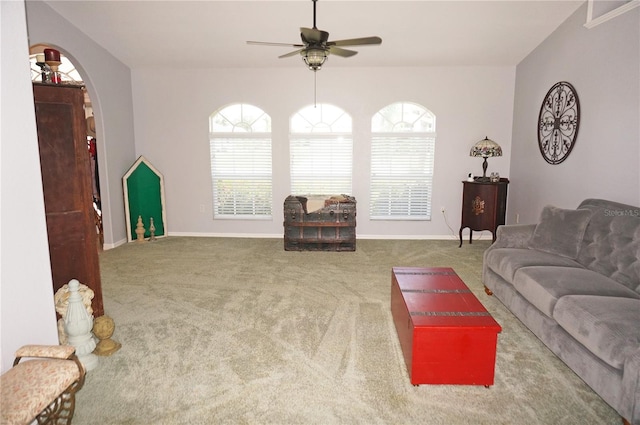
[
  {"xmin": 209, "ymin": 104, "xmax": 272, "ymax": 219},
  {"xmin": 370, "ymin": 102, "xmax": 436, "ymax": 220},
  {"xmin": 290, "ymin": 104, "xmax": 353, "ymax": 195}
]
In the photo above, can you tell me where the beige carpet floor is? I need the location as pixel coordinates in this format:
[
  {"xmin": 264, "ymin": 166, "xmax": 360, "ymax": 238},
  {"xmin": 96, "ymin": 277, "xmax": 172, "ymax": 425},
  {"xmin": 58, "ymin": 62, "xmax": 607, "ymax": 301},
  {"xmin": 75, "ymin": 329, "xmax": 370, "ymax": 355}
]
[{"xmin": 74, "ymin": 237, "xmax": 620, "ymax": 424}]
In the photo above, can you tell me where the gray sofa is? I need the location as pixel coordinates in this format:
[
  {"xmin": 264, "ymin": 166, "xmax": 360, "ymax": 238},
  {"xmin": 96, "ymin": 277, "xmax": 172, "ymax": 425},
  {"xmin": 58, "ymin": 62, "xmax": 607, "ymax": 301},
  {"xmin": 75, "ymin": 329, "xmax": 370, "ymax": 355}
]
[{"xmin": 482, "ymin": 198, "xmax": 640, "ymax": 425}]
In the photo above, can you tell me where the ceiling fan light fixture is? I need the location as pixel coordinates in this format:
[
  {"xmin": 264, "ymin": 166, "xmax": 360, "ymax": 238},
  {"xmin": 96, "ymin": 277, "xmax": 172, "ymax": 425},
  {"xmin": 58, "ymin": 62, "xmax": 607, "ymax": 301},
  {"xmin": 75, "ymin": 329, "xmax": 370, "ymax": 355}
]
[
  {"xmin": 247, "ymin": 0, "xmax": 381, "ymax": 75},
  {"xmin": 302, "ymin": 48, "xmax": 327, "ymax": 71}
]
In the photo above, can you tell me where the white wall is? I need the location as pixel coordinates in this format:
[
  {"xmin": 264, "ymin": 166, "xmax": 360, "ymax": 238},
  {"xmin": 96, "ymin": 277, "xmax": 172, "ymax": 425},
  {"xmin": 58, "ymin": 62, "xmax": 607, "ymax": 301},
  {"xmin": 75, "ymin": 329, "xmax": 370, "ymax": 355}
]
[
  {"xmin": 1, "ymin": 0, "xmax": 59, "ymax": 372},
  {"xmin": 26, "ymin": 0, "xmax": 138, "ymax": 248},
  {"xmin": 132, "ymin": 66, "xmax": 515, "ymax": 239},
  {"xmin": 0, "ymin": 0, "xmax": 140, "ymax": 370},
  {"xmin": 510, "ymin": 3, "xmax": 640, "ymax": 224}
]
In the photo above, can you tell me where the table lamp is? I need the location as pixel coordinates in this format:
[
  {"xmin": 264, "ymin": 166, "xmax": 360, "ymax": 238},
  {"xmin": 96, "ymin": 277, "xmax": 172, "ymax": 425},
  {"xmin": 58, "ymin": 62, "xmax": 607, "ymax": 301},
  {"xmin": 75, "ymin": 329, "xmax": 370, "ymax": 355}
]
[{"xmin": 470, "ymin": 137, "xmax": 502, "ymax": 181}]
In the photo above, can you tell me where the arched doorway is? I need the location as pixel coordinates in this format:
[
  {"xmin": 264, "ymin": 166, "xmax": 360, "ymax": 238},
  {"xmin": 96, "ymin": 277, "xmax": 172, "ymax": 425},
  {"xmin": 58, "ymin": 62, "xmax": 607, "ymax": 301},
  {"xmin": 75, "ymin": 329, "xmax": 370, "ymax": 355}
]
[{"xmin": 28, "ymin": 44, "xmax": 104, "ymax": 318}]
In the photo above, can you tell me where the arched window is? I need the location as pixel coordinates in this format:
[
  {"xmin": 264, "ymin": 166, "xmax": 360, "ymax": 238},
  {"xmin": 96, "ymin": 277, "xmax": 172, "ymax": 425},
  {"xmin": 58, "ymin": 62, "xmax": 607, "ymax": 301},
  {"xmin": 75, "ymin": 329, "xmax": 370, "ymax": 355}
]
[
  {"xmin": 209, "ymin": 104, "xmax": 272, "ymax": 218},
  {"xmin": 370, "ymin": 102, "xmax": 436, "ymax": 220},
  {"xmin": 290, "ymin": 104, "xmax": 352, "ymax": 194}
]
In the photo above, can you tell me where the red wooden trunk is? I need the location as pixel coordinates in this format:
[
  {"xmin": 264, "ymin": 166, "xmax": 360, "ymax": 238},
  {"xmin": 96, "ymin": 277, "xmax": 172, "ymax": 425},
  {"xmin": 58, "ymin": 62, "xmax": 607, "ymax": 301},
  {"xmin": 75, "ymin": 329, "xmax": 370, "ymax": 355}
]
[{"xmin": 391, "ymin": 267, "xmax": 501, "ymax": 386}]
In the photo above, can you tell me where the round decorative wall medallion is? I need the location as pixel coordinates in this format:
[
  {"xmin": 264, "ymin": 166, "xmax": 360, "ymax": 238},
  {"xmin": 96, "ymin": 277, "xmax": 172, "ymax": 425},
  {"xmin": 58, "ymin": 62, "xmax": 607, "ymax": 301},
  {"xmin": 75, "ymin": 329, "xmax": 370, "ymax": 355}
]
[{"xmin": 537, "ymin": 81, "xmax": 580, "ymax": 164}]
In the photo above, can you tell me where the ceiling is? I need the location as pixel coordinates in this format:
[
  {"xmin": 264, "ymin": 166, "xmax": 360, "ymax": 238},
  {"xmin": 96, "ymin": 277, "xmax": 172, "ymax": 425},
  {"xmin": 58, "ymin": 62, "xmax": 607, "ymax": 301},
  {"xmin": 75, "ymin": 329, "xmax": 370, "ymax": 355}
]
[{"xmin": 44, "ymin": 0, "xmax": 584, "ymax": 70}]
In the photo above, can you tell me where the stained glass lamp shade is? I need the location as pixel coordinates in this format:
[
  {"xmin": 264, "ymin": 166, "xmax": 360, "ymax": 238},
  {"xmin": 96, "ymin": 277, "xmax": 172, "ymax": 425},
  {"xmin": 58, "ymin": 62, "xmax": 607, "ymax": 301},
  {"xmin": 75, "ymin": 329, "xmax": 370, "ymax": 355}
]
[{"xmin": 470, "ymin": 137, "xmax": 502, "ymax": 179}]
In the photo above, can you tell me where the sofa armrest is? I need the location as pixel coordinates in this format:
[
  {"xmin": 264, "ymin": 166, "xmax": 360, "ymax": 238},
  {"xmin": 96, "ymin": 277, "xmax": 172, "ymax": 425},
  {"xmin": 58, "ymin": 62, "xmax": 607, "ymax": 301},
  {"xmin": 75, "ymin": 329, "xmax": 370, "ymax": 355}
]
[
  {"xmin": 482, "ymin": 224, "xmax": 535, "ymax": 286},
  {"xmin": 491, "ymin": 224, "xmax": 536, "ymax": 249},
  {"xmin": 621, "ymin": 347, "xmax": 640, "ymax": 425}
]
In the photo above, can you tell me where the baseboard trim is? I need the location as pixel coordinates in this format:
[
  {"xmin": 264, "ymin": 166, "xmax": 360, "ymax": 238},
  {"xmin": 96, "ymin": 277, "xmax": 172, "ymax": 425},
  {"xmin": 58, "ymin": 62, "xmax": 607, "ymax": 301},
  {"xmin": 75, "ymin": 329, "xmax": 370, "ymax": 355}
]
[
  {"xmin": 103, "ymin": 232, "xmax": 493, "ymax": 248},
  {"xmin": 164, "ymin": 232, "xmax": 492, "ymax": 241}
]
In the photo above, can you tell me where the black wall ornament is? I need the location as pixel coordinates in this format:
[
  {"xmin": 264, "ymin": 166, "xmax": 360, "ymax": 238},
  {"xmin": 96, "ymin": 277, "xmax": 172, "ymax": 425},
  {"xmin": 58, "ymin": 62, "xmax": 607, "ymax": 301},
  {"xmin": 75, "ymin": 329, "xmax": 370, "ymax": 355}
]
[{"xmin": 537, "ymin": 81, "xmax": 580, "ymax": 164}]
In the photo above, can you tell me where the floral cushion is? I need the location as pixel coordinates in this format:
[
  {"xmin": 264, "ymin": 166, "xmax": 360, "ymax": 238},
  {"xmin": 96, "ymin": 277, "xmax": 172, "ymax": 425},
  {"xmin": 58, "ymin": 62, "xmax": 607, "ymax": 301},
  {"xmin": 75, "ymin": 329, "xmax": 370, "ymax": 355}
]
[
  {"xmin": 15, "ymin": 344, "xmax": 75, "ymax": 359},
  {"xmin": 0, "ymin": 358, "xmax": 80, "ymax": 425}
]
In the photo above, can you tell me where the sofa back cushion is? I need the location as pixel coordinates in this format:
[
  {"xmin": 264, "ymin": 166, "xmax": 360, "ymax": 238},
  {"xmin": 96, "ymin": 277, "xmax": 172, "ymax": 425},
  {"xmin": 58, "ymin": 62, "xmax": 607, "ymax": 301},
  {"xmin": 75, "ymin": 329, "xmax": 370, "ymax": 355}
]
[
  {"xmin": 576, "ymin": 199, "xmax": 640, "ymax": 294},
  {"xmin": 528, "ymin": 205, "xmax": 592, "ymax": 259}
]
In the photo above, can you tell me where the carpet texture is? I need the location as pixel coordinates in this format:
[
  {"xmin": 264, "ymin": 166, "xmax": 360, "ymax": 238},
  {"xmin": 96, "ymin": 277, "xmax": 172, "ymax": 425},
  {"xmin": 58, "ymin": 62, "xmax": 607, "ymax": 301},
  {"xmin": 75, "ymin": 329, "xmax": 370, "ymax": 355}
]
[{"xmin": 74, "ymin": 237, "xmax": 620, "ymax": 424}]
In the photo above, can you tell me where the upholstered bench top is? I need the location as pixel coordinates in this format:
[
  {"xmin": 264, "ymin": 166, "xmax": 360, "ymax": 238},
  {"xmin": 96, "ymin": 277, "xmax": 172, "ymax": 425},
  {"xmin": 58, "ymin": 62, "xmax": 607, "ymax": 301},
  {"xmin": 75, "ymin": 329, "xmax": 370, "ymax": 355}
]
[{"xmin": 1, "ymin": 345, "xmax": 82, "ymax": 425}]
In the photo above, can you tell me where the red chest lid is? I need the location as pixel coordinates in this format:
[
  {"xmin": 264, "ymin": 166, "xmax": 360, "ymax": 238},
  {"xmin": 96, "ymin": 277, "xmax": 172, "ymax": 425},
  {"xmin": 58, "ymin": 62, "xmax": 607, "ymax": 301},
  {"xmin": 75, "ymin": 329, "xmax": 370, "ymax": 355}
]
[{"xmin": 393, "ymin": 267, "xmax": 501, "ymax": 330}]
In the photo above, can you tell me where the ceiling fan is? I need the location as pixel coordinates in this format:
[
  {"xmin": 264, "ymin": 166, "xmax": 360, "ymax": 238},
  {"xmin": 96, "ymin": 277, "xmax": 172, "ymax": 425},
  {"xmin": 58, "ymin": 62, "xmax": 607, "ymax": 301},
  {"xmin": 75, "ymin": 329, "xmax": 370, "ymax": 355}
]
[{"xmin": 246, "ymin": 0, "xmax": 382, "ymax": 72}]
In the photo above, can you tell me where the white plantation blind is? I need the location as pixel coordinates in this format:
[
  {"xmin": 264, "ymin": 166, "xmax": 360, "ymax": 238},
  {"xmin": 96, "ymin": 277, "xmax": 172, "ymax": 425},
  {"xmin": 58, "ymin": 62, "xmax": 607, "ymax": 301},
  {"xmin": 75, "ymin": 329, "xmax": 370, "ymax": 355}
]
[
  {"xmin": 290, "ymin": 135, "xmax": 352, "ymax": 194},
  {"xmin": 210, "ymin": 137, "xmax": 272, "ymax": 217},
  {"xmin": 209, "ymin": 104, "xmax": 272, "ymax": 218},
  {"xmin": 370, "ymin": 136, "xmax": 435, "ymax": 219},
  {"xmin": 370, "ymin": 103, "xmax": 436, "ymax": 220},
  {"xmin": 290, "ymin": 104, "xmax": 353, "ymax": 195}
]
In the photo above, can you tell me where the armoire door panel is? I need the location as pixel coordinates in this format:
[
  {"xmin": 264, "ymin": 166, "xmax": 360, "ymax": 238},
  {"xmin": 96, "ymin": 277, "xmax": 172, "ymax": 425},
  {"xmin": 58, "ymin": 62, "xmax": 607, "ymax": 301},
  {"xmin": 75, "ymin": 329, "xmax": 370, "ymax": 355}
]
[{"xmin": 33, "ymin": 84, "xmax": 103, "ymax": 317}]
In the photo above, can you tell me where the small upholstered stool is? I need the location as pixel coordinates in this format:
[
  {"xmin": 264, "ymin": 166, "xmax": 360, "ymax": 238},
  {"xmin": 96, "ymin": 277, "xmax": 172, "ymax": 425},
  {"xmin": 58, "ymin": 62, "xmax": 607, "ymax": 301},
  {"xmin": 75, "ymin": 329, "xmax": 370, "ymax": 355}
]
[{"xmin": 1, "ymin": 345, "xmax": 86, "ymax": 425}]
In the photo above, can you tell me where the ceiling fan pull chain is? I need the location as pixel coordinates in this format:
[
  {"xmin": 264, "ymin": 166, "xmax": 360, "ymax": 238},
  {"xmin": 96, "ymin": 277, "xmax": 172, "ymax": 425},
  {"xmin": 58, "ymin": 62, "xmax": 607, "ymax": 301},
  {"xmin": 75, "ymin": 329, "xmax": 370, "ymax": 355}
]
[{"xmin": 314, "ymin": 72, "xmax": 317, "ymax": 108}]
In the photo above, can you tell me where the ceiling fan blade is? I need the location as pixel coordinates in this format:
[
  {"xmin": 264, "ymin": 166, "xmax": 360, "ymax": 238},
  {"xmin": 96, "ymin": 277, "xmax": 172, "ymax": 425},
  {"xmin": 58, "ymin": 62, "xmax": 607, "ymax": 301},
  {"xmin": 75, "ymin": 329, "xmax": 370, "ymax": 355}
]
[
  {"xmin": 279, "ymin": 49, "xmax": 304, "ymax": 59},
  {"xmin": 301, "ymin": 27, "xmax": 329, "ymax": 44},
  {"xmin": 328, "ymin": 36, "xmax": 382, "ymax": 47},
  {"xmin": 247, "ymin": 41, "xmax": 304, "ymax": 48},
  {"xmin": 328, "ymin": 46, "xmax": 358, "ymax": 58}
]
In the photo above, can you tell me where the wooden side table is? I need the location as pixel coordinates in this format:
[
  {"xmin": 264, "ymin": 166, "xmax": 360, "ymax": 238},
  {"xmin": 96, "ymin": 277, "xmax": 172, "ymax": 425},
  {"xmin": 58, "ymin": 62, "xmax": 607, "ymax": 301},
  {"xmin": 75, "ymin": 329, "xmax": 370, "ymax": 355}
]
[{"xmin": 459, "ymin": 178, "xmax": 509, "ymax": 247}]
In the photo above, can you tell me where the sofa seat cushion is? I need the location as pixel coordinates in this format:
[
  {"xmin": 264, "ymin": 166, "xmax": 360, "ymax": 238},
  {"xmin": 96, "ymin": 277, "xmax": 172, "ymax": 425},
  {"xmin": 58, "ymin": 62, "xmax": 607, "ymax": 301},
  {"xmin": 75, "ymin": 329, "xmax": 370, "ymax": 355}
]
[
  {"xmin": 553, "ymin": 295, "xmax": 640, "ymax": 369},
  {"xmin": 513, "ymin": 267, "xmax": 640, "ymax": 318},
  {"xmin": 484, "ymin": 247, "xmax": 582, "ymax": 283}
]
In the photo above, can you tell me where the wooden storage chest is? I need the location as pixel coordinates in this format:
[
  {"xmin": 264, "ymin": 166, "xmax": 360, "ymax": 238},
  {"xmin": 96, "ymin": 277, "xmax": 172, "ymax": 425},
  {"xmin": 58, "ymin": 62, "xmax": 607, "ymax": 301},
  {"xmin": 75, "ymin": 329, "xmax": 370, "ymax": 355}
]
[{"xmin": 283, "ymin": 195, "xmax": 356, "ymax": 251}]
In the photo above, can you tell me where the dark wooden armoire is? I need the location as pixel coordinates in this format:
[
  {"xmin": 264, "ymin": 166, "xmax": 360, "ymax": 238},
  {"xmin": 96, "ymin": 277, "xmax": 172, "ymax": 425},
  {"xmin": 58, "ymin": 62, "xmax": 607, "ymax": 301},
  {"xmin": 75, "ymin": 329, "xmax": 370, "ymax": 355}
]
[{"xmin": 33, "ymin": 83, "xmax": 104, "ymax": 317}]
